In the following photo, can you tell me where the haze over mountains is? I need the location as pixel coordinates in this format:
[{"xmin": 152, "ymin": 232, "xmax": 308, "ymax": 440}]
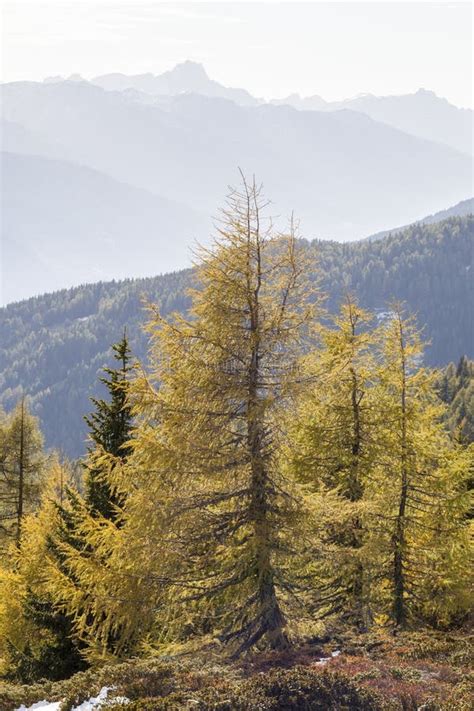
[
  {"xmin": 1, "ymin": 61, "xmax": 473, "ymax": 304},
  {"xmin": 272, "ymin": 88, "xmax": 474, "ymax": 157},
  {"xmin": 66, "ymin": 61, "xmax": 473, "ymax": 156},
  {"xmin": 2, "ymin": 152, "xmax": 207, "ymax": 303}
]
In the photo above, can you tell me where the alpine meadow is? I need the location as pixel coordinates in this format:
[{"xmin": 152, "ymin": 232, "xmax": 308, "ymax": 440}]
[{"xmin": 0, "ymin": 2, "xmax": 473, "ymax": 709}]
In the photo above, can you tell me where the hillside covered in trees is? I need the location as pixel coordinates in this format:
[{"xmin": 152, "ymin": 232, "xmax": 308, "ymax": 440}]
[
  {"xmin": 0, "ymin": 215, "xmax": 472, "ymax": 457},
  {"xmin": 438, "ymin": 355, "xmax": 474, "ymax": 442},
  {"xmin": 0, "ymin": 181, "xmax": 472, "ymax": 710}
]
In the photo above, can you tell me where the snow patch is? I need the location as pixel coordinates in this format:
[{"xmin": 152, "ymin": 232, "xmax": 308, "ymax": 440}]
[
  {"xmin": 375, "ymin": 309, "xmax": 395, "ymax": 322},
  {"xmin": 15, "ymin": 687, "xmax": 125, "ymax": 711},
  {"xmin": 315, "ymin": 649, "xmax": 341, "ymax": 665},
  {"xmin": 16, "ymin": 703, "xmax": 61, "ymax": 711},
  {"xmin": 73, "ymin": 686, "xmax": 110, "ymax": 710}
]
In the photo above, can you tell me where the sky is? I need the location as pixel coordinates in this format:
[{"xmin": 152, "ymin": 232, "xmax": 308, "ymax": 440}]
[{"xmin": 1, "ymin": 1, "xmax": 473, "ymax": 108}]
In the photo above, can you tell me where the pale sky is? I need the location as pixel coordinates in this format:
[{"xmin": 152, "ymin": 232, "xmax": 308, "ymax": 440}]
[{"xmin": 1, "ymin": 1, "xmax": 472, "ymax": 108}]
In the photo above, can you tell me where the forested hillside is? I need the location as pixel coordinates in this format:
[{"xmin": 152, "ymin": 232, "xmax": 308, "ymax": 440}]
[
  {"xmin": 438, "ymin": 355, "xmax": 474, "ymax": 442},
  {"xmin": 0, "ymin": 216, "xmax": 472, "ymax": 457},
  {"xmin": 366, "ymin": 197, "xmax": 474, "ymax": 241}
]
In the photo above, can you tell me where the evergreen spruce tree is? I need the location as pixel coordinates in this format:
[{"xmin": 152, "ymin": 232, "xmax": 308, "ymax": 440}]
[
  {"xmin": 43, "ymin": 335, "xmax": 134, "ymax": 660},
  {"xmin": 83, "ymin": 332, "xmax": 133, "ymax": 519}
]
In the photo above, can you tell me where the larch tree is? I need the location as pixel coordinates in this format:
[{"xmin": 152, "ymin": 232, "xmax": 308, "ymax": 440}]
[
  {"xmin": 0, "ymin": 398, "xmax": 44, "ymax": 547},
  {"xmin": 136, "ymin": 177, "xmax": 321, "ymax": 652},
  {"xmin": 54, "ymin": 176, "xmax": 321, "ymax": 657},
  {"xmin": 0, "ymin": 456, "xmax": 88, "ymax": 681},
  {"xmin": 288, "ymin": 298, "xmax": 383, "ymax": 630},
  {"xmin": 368, "ymin": 305, "xmax": 472, "ymax": 627}
]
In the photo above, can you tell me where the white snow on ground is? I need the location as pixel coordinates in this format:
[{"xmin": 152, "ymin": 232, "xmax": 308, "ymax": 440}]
[
  {"xmin": 16, "ymin": 703, "xmax": 60, "ymax": 711},
  {"xmin": 315, "ymin": 650, "xmax": 341, "ymax": 666},
  {"xmin": 15, "ymin": 686, "xmax": 128, "ymax": 711}
]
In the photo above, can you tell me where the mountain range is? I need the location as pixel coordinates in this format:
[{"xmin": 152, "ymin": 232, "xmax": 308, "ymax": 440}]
[
  {"xmin": 272, "ymin": 88, "xmax": 473, "ymax": 157},
  {"xmin": 69, "ymin": 61, "xmax": 473, "ymax": 157},
  {"xmin": 1, "ymin": 61, "xmax": 473, "ymax": 304},
  {"xmin": 1, "ymin": 216, "xmax": 472, "ymax": 457}
]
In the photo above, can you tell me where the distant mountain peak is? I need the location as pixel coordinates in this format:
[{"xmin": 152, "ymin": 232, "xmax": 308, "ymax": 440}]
[
  {"xmin": 416, "ymin": 87, "xmax": 436, "ymax": 97},
  {"xmin": 44, "ymin": 73, "xmax": 87, "ymax": 84},
  {"xmin": 166, "ymin": 60, "xmax": 209, "ymax": 81},
  {"xmin": 90, "ymin": 60, "xmax": 260, "ymax": 106}
]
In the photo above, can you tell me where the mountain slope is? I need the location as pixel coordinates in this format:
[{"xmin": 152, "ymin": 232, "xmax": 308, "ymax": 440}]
[
  {"xmin": 1, "ymin": 216, "xmax": 472, "ymax": 457},
  {"xmin": 1, "ymin": 82, "xmax": 472, "ymax": 244},
  {"xmin": 365, "ymin": 197, "xmax": 474, "ymax": 241},
  {"xmin": 336, "ymin": 89, "xmax": 473, "ymax": 157},
  {"xmin": 1, "ymin": 152, "xmax": 208, "ymax": 304}
]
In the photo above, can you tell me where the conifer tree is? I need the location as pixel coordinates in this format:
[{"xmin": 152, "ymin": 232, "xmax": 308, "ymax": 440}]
[
  {"xmin": 289, "ymin": 298, "xmax": 382, "ymax": 629},
  {"xmin": 0, "ymin": 458, "xmax": 87, "ymax": 681},
  {"xmin": 368, "ymin": 305, "xmax": 472, "ymax": 627},
  {"xmin": 41, "ymin": 335, "xmax": 134, "ymax": 660},
  {"xmin": 83, "ymin": 332, "xmax": 133, "ymax": 519},
  {"xmin": 0, "ymin": 398, "xmax": 44, "ymax": 547},
  {"xmin": 137, "ymin": 178, "xmax": 320, "ymax": 652},
  {"xmin": 53, "ymin": 177, "xmax": 320, "ymax": 656}
]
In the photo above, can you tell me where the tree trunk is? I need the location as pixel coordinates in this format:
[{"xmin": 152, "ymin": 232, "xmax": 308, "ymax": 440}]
[
  {"xmin": 246, "ymin": 235, "xmax": 288, "ymax": 651},
  {"xmin": 349, "ymin": 366, "xmax": 367, "ymax": 629},
  {"xmin": 393, "ymin": 323, "xmax": 408, "ymax": 627}
]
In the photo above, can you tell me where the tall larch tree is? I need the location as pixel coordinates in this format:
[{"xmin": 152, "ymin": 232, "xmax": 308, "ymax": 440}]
[
  {"xmin": 53, "ymin": 176, "xmax": 320, "ymax": 657},
  {"xmin": 0, "ymin": 398, "xmax": 44, "ymax": 547},
  {"xmin": 288, "ymin": 298, "xmax": 382, "ymax": 630},
  {"xmin": 368, "ymin": 305, "xmax": 472, "ymax": 627},
  {"xmin": 0, "ymin": 457, "xmax": 88, "ymax": 681},
  {"xmin": 133, "ymin": 177, "xmax": 320, "ymax": 653}
]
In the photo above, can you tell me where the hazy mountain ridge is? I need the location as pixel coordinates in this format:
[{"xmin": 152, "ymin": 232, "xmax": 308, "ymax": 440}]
[
  {"xmin": 1, "ymin": 151, "xmax": 209, "ymax": 304},
  {"xmin": 90, "ymin": 60, "xmax": 261, "ymax": 106},
  {"xmin": 1, "ymin": 79, "xmax": 471, "ymax": 261},
  {"xmin": 41, "ymin": 61, "xmax": 473, "ymax": 155},
  {"xmin": 274, "ymin": 87, "xmax": 473, "ymax": 156},
  {"xmin": 365, "ymin": 197, "xmax": 474, "ymax": 241},
  {"xmin": 1, "ymin": 216, "xmax": 472, "ymax": 456}
]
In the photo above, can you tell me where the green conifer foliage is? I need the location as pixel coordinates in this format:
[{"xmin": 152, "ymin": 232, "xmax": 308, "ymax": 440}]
[{"xmin": 83, "ymin": 333, "xmax": 133, "ymax": 519}]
